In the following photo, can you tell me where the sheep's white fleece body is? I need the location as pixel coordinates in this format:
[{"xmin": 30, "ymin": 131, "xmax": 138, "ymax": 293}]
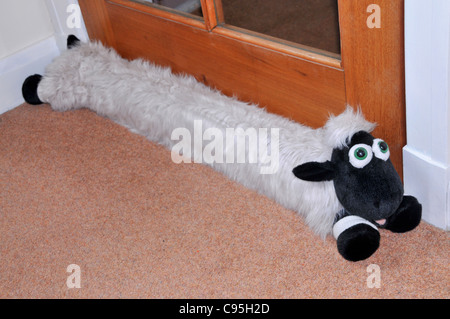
[{"xmin": 37, "ymin": 41, "xmax": 376, "ymax": 237}]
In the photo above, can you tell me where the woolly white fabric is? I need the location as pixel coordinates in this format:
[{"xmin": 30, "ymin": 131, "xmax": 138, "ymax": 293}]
[{"xmin": 36, "ymin": 40, "xmax": 376, "ymax": 237}]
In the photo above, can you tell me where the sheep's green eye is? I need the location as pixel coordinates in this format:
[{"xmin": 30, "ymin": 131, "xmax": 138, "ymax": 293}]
[
  {"xmin": 379, "ymin": 141, "xmax": 388, "ymax": 153},
  {"xmin": 349, "ymin": 144, "xmax": 373, "ymax": 168},
  {"xmin": 354, "ymin": 147, "xmax": 368, "ymax": 160},
  {"xmin": 373, "ymin": 139, "xmax": 390, "ymax": 161}
]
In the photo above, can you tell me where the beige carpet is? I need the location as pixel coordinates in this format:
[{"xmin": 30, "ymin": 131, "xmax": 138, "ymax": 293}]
[{"xmin": 0, "ymin": 104, "xmax": 448, "ymax": 298}]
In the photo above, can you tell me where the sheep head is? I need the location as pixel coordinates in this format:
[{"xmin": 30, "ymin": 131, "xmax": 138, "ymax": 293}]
[{"xmin": 292, "ymin": 130, "xmax": 404, "ymax": 227}]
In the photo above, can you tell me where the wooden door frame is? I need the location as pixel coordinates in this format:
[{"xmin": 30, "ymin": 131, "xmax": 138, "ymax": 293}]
[
  {"xmin": 339, "ymin": 0, "xmax": 406, "ymax": 178},
  {"xmin": 78, "ymin": 0, "xmax": 405, "ymax": 176}
]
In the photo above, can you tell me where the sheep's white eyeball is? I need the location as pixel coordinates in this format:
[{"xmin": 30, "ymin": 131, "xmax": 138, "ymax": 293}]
[
  {"xmin": 372, "ymin": 138, "xmax": 390, "ymax": 161},
  {"xmin": 349, "ymin": 144, "xmax": 373, "ymax": 168}
]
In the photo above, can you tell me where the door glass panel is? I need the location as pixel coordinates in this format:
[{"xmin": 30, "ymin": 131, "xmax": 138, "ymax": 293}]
[
  {"xmin": 139, "ymin": 0, "xmax": 203, "ymax": 18},
  {"xmin": 218, "ymin": 0, "xmax": 340, "ymax": 56}
]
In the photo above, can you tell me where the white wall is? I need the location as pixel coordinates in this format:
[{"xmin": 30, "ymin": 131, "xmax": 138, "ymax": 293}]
[
  {"xmin": 0, "ymin": 0, "xmax": 88, "ymax": 114},
  {"xmin": 404, "ymin": 0, "xmax": 450, "ymax": 230},
  {"xmin": 0, "ymin": 0, "xmax": 54, "ymax": 59}
]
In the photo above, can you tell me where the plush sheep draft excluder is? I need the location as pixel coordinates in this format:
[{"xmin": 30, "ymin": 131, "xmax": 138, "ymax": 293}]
[{"xmin": 35, "ymin": 40, "xmax": 376, "ymax": 238}]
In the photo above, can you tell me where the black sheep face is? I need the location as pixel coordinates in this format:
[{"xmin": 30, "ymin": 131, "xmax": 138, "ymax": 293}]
[
  {"xmin": 331, "ymin": 131, "xmax": 404, "ymax": 225},
  {"xmin": 293, "ymin": 131, "xmax": 404, "ymax": 226}
]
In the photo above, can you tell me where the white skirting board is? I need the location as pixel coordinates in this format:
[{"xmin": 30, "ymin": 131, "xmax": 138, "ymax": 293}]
[
  {"xmin": 0, "ymin": 36, "xmax": 60, "ymax": 115},
  {"xmin": 403, "ymin": 146, "xmax": 449, "ymax": 231}
]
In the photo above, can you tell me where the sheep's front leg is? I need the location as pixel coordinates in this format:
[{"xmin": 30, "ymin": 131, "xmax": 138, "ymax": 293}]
[
  {"xmin": 333, "ymin": 210, "xmax": 380, "ymax": 262},
  {"xmin": 383, "ymin": 195, "xmax": 422, "ymax": 233}
]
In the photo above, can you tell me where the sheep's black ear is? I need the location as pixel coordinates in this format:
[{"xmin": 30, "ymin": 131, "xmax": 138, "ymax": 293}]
[
  {"xmin": 67, "ymin": 35, "xmax": 80, "ymax": 49},
  {"xmin": 292, "ymin": 161, "xmax": 336, "ymax": 182}
]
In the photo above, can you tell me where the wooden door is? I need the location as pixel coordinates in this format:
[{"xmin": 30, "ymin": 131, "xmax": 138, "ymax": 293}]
[{"xmin": 78, "ymin": 0, "xmax": 405, "ymax": 176}]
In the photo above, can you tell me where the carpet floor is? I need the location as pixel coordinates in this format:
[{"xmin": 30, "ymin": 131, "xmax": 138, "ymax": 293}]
[{"xmin": 0, "ymin": 103, "xmax": 448, "ymax": 298}]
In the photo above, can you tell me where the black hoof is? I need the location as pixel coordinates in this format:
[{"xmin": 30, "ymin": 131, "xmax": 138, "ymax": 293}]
[
  {"xmin": 67, "ymin": 34, "xmax": 81, "ymax": 49},
  {"xmin": 22, "ymin": 74, "xmax": 43, "ymax": 105},
  {"xmin": 385, "ymin": 195, "xmax": 422, "ymax": 233},
  {"xmin": 336, "ymin": 223, "xmax": 380, "ymax": 262}
]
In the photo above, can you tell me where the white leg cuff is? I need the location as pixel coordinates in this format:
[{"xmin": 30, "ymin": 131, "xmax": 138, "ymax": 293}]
[{"xmin": 333, "ymin": 215, "xmax": 378, "ymax": 240}]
